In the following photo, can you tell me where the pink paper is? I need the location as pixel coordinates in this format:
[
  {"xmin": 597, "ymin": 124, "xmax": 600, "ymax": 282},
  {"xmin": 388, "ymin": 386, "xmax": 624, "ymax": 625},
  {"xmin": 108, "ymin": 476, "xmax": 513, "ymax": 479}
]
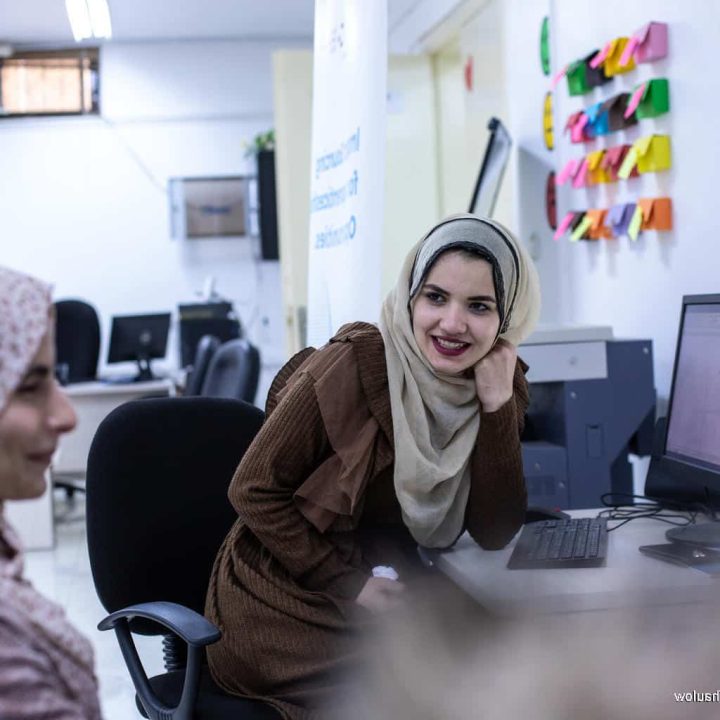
[
  {"xmin": 590, "ymin": 43, "xmax": 610, "ymax": 69},
  {"xmin": 571, "ymin": 114, "xmax": 589, "ymax": 143},
  {"xmin": 556, "ymin": 159, "xmax": 580, "ymax": 185},
  {"xmin": 619, "ymin": 35, "xmax": 640, "ymax": 67},
  {"xmin": 554, "ymin": 212, "xmax": 575, "ymax": 241},
  {"xmin": 636, "ymin": 22, "xmax": 668, "ymax": 63},
  {"xmin": 551, "ymin": 65, "xmax": 568, "ymax": 90},
  {"xmin": 624, "ymin": 83, "xmax": 647, "ymax": 119},
  {"xmin": 572, "ymin": 158, "xmax": 589, "ymax": 188}
]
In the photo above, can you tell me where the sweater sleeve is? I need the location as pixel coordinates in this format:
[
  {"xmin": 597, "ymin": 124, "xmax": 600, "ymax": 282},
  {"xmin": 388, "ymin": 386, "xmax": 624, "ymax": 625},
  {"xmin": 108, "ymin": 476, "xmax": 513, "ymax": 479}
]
[
  {"xmin": 465, "ymin": 359, "xmax": 529, "ymax": 549},
  {"xmin": 0, "ymin": 621, "xmax": 88, "ymax": 720},
  {"xmin": 229, "ymin": 371, "xmax": 370, "ymax": 601}
]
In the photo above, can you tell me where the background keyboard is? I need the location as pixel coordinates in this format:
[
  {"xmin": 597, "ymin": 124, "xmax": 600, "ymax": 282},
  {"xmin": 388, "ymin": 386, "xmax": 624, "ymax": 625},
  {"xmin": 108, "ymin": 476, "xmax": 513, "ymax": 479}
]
[{"xmin": 507, "ymin": 517, "xmax": 608, "ymax": 569}]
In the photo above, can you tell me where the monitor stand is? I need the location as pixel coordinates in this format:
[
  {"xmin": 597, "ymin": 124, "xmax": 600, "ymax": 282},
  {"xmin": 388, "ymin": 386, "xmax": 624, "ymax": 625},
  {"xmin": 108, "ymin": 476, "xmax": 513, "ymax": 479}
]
[
  {"xmin": 135, "ymin": 355, "xmax": 155, "ymax": 382},
  {"xmin": 666, "ymin": 522, "xmax": 720, "ymax": 548}
]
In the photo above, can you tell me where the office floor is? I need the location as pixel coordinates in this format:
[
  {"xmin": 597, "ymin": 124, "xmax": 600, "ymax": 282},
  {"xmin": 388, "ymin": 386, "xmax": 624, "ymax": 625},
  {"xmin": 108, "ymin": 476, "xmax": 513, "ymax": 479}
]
[{"xmin": 23, "ymin": 493, "xmax": 165, "ymax": 720}]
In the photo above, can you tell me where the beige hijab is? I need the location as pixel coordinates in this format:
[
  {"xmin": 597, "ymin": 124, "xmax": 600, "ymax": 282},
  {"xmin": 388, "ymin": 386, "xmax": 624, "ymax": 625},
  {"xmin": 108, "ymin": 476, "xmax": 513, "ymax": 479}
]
[{"xmin": 379, "ymin": 214, "xmax": 540, "ymax": 548}]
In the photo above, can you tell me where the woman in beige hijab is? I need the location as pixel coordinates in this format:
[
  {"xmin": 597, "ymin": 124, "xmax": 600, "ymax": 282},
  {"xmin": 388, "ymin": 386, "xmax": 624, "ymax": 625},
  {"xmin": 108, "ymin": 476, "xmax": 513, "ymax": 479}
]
[
  {"xmin": 0, "ymin": 266, "xmax": 102, "ymax": 719},
  {"xmin": 205, "ymin": 213, "xmax": 540, "ymax": 719}
]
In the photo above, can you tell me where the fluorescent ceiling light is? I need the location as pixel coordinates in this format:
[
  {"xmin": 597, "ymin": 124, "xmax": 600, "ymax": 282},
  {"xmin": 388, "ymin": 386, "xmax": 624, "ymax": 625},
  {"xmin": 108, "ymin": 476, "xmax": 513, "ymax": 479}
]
[
  {"xmin": 65, "ymin": 0, "xmax": 113, "ymax": 42},
  {"xmin": 87, "ymin": 0, "xmax": 113, "ymax": 39}
]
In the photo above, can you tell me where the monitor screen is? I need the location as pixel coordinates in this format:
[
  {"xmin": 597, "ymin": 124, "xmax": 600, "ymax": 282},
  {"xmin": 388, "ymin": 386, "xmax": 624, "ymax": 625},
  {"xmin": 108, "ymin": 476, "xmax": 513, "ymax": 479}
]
[
  {"xmin": 468, "ymin": 117, "xmax": 512, "ymax": 218},
  {"xmin": 107, "ymin": 313, "xmax": 171, "ymax": 380},
  {"xmin": 665, "ymin": 302, "xmax": 720, "ymax": 472},
  {"xmin": 646, "ymin": 295, "xmax": 720, "ymax": 544}
]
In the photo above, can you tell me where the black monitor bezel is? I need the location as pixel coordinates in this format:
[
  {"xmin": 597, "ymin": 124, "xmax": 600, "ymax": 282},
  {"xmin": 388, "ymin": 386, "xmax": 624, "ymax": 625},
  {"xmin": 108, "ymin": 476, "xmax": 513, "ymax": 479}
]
[
  {"xmin": 468, "ymin": 117, "xmax": 512, "ymax": 219},
  {"xmin": 647, "ymin": 294, "xmax": 720, "ymax": 507},
  {"xmin": 107, "ymin": 313, "xmax": 172, "ymax": 365}
]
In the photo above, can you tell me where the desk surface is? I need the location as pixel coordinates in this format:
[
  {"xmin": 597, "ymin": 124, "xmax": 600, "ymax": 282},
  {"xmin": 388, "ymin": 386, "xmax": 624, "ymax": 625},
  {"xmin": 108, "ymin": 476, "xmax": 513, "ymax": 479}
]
[
  {"xmin": 64, "ymin": 378, "xmax": 175, "ymax": 397},
  {"xmin": 428, "ymin": 510, "xmax": 720, "ymax": 616}
]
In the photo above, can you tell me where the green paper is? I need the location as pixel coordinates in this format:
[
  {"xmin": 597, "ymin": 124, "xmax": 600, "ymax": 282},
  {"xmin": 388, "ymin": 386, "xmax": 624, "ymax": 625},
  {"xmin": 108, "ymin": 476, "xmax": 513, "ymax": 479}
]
[
  {"xmin": 636, "ymin": 78, "xmax": 670, "ymax": 119},
  {"xmin": 571, "ymin": 215, "xmax": 593, "ymax": 241},
  {"xmin": 566, "ymin": 61, "xmax": 589, "ymax": 96},
  {"xmin": 628, "ymin": 205, "xmax": 643, "ymax": 241},
  {"xmin": 540, "ymin": 17, "xmax": 551, "ymax": 76}
]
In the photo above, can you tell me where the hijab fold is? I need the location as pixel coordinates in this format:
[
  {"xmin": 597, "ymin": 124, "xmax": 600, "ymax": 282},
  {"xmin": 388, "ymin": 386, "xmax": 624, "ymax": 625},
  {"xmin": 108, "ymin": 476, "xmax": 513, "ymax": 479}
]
[{"xmin": 379, "ymin": 214, "xmax": 540, "ymax": 548}]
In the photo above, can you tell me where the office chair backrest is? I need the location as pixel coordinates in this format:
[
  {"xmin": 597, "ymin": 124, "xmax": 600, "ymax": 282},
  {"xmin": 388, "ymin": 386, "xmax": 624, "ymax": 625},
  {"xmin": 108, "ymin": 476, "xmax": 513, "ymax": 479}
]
[
  {"xmin": 184, "ymin": 334, "xmax": 221, "ymax": 396},
  {"xmin": 54, "ymin": 299, "xmax": 101, "ymax": 383},
  {"xmin": 201, "ymin": 338, "xmax": 260, "ymax": 404},
  {"xmin": 86, "ymin": 396, "xmax": 264, "ymax": 634}
]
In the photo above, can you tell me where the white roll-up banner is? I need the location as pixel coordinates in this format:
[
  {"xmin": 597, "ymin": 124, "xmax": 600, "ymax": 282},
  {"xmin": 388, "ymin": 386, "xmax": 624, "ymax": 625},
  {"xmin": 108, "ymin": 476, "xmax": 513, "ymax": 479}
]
[{"xmin": 306, "ymin": 0, "xmax": 388, "ymax": 347}]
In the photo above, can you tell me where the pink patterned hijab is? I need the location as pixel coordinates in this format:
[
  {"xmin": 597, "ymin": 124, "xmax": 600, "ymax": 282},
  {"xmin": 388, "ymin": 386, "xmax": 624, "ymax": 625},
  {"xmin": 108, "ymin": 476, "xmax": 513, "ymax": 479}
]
[
  {"xmin": 0, "ymin": 265, "xmax": 52, "ymax": 415},
  {"xmin": 0, "ymin": 266, "xmax": 101, "ymax": 719}
]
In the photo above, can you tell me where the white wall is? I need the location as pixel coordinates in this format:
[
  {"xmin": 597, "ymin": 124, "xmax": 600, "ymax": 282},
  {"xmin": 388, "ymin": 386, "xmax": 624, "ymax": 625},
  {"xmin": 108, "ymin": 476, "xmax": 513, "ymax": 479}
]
[
  {"xmin": 502, "ymin": 0, "xmax": 720, "ymax": 400},
  {"xmin": 0, "ymin": 39, "xmax": 309, "ymax": 405}
]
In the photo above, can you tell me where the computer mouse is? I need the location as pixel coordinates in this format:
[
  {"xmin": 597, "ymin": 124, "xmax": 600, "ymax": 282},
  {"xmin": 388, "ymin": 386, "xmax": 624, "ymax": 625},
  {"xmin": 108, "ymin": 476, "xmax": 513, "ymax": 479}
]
[{"xmin": 525, "ymin": 506, "xmax": 571, "ymax": 523}]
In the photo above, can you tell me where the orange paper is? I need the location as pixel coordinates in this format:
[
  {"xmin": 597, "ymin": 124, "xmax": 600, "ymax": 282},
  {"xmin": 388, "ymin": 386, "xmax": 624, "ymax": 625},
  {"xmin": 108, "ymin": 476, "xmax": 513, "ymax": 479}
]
[{"xmin": 638, "ymin": 197, "xmax": 673, "ymax": 231}]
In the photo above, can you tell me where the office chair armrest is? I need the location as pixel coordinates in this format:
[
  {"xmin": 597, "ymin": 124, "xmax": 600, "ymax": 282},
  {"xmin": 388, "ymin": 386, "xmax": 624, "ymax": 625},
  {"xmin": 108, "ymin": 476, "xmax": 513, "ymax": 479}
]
[
  {"xmin": 98, "ymin": 601, "xmax": 220, "ymax": 720},
  {"xmin": 98, "ymin": 600, "xmax": 220, "ymax": 645}
]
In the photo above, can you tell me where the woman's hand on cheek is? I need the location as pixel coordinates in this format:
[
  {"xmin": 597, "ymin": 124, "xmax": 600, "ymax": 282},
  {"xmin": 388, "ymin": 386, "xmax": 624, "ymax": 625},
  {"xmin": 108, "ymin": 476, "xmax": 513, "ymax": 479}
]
[{"xmin": 473, "ymin": 339, "xmax": 517, "ymax": 413}]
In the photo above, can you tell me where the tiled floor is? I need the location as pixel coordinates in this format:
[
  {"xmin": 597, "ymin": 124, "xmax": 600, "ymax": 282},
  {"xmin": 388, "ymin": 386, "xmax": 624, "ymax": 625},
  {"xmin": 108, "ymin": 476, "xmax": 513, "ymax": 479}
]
[{"xmin": 23, "ymin": 494, "xmax": 165, "ymax": 720}]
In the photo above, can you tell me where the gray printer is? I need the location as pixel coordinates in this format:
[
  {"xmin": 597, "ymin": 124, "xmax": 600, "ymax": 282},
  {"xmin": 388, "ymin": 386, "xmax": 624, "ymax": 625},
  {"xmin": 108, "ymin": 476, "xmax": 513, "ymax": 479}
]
[{"xmin": 519, "ymin": 326, "xmax": 655, "ymax": 510}]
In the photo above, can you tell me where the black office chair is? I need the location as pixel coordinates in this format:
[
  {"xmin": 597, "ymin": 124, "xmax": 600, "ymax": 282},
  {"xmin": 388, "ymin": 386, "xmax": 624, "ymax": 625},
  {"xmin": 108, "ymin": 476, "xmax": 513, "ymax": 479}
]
[
  {"xmin": 54, "ymin": 299, "xmax": 101, "ymax": 383},
  {"xmin": 200, "ymin": 338, "xmax": 260, "ymax": 404},
  {"xmin": 184, "ymin": 334, "xmax": 221, "ymax": 396},
  {"xmin": 86, "ymin": 397, "xmax": 281, "ymax": 720},
  {"xmin": 53, "ymin": 299, "xmax": 102, "ymax": 498}
]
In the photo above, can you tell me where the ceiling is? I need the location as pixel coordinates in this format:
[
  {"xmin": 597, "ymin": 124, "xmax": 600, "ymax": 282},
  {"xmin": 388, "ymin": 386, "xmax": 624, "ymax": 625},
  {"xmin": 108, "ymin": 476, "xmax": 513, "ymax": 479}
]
[{"xmin": 0, "ymin": 0, "xmax": 421, "ymax": 46}]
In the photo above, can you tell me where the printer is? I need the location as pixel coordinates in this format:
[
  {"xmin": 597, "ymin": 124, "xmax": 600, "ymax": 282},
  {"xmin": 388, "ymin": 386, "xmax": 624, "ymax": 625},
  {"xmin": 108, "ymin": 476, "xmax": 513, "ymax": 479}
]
[{"xmin": 519, "ymin": 326, "xmax": 655, "ymax": 510}]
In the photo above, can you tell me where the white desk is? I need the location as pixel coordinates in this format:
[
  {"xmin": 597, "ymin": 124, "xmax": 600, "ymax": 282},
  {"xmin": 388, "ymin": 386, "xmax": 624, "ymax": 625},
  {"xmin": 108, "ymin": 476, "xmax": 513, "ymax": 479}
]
[
  {"xmin": 428, "ymin": 510, "xmax": 720, "ymax": 617},
  {"xmin": 54, "ymin": 379, "xmax": 175, "ymax": 475}
]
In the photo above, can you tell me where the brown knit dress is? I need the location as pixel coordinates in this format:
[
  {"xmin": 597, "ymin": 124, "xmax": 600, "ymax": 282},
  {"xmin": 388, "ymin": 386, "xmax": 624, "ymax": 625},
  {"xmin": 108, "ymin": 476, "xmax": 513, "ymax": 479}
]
[{"xmin": 205, "ymin": 322, "xmax": 529, "ymax": 719}]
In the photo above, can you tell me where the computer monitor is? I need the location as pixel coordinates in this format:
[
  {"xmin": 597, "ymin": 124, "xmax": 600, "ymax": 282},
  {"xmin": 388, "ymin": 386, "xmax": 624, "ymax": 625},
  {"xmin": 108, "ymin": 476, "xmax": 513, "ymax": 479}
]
[
  {"xmin": 468, "ymin": 117, "xmax": 512, "ymax": 218},
  {"xmin": 107, "ymin": 313, "xmax": 171, "ymax": 381},
  {"xmin": 645, "ymin": 294, "xmax": 720, "ymax": 546}
]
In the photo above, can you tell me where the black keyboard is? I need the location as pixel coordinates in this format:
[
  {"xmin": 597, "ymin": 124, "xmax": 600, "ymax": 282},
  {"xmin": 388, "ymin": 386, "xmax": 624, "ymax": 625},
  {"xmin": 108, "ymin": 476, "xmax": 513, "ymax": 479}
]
[{"xmin": 507, "ymin": 517, "xmax": 608, "ymax": 569}]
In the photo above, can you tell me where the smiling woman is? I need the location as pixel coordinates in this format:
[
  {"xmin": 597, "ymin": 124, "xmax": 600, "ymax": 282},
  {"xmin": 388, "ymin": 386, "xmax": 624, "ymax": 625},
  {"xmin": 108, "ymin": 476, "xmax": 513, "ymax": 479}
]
[
  {"xmin": 204, "ymin": 213, "xmax": 541, "ymax": 718},
  {"xmin": 0, "ymin": 266, "xmax": 101, "ymax": 720}
]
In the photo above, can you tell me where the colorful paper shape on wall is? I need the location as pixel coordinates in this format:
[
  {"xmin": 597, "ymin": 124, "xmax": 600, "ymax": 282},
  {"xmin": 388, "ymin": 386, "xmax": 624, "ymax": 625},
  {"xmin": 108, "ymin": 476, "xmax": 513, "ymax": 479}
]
[
  {"xmin": 585, "ymin": 209, "xmax": 612, "ymax": 239},
  {"xmin": 545, "ymin": 171, "xmax": 557, "ymax": 229},
  {"xmin": 627, "ymin": 204, "xmax": 644, "ymax": 240},
  {"xmin": 591, "ymin": 37, "xmax": 636, "ymax": 76},
  {"xmin": 607, "ymin": 203, "xmax": 636, "ymax": 236},
  {"xmin": 566, "ymin": 52, "xmax": 611, "ymax": 96},
  {"xmin": 556, "ymin": 158, "xmax": 580, "ymax": 186},
  {"xmin": 584, "ymin": 102, "xmax": 610, "ymax": 138},
  {"xmin": 554, "ymin": 211, "xmax": 577, "ymax": 240},
  {"xmin": 638, "ymin": 197, "xmax": 673, "ymax": 231},
  {"xmin": 630, "ymin": 78, "xmax": 670, "ymax": 119},
  {"xmin": 601, "ymin": 144, "xmax": 639, "ymax": 181},
  {"xmin": 570, "ymin": 214, "xmax": 593, "ymax": 241},
  {"xmin": 620, "ymin": 21, "xmax": 669, "ymax": 67},
  {"xmin": 618, "ymin": 135, "xmax": 671, "ymax": 179},
  {"xmin": 565, "ymin": 111, "xmax": 589, "ymax": 143},
  {"xmin": 601, "ymin": 93, "xmax": 638, "ymax": 131},
  {"xmin": 543, "ymin": 92, "xmax": 554, "ymax": 150},
  {"xmin": 587, "ymin": 150, "xmax": 610, "ymax": 184},
  {"xmin": 572, "ymin": 156, "xmax": 590, "ymax": 188},
  {"xmin": 540, "ymin": 17, "xmax": 551, "ymax": 75}
]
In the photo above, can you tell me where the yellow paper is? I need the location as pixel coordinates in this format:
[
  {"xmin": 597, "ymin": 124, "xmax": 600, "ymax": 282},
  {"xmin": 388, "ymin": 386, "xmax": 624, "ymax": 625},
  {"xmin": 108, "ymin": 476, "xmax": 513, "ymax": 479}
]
[
  {"xmin": 605, "ymin": 38, "xmax": 636, "ymax": 76},
  {"xmin": 587, "ymin": 151, "xmax": 610, "ymax": 184},
  {"xmin": 636, "ymin": 135, "xmax": 671, "ymax": 174},
  {"xmin": 618, "ymin": 147, "xmax": 638, "ymax": 180},
  {"xmin": 570, "ymin": 215, "xmax": 593, "ymax": 242},
  {"xmin": 627, "ymin": 205, "xmax": 643, "ymax": 241}
]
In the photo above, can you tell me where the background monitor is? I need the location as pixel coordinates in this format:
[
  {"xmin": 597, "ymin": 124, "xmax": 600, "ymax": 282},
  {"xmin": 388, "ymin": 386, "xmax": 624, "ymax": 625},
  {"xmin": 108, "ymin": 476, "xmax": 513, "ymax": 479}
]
[
  {"xmin": 645, "ymin": 294, "xmax": 720, "ymax": 546},
  {"xmin": 468, "ymin": 117, "xmax": 512, "ymax": 218},
  {"xmin": 107, "ymin": 313, "xmax": 171, "ymax": 381}
]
